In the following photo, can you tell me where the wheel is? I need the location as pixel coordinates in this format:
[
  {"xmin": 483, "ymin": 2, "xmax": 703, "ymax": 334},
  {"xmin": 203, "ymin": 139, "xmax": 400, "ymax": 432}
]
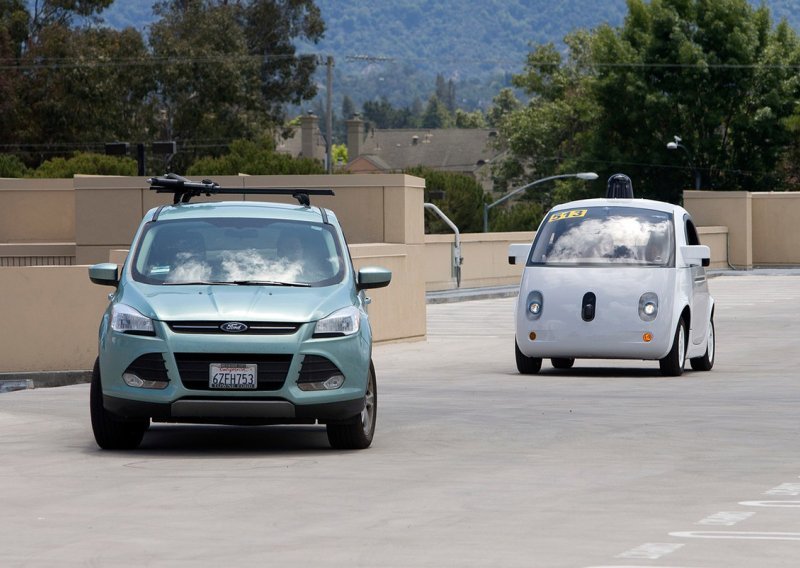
[
  {"xmin": 551, "ymin": 358, "xmax": 575, "ymax": 369},
  {"xmin": 327, "ymin": 362, "xmax": 377, "ymax": 450},
  {"xmin": 515, "ymin": 340, "xmax": 542, "ymax": 374},
  {"xmin": 690, "ymin": 316, "xmax": 715, "ymax": 371},
  {"xmin": 659, "ymin": 318, "xmax": 687, "ymax": 377},
  {"xmin": 90, "ymin": 358, "xmax": 148, "ymax": 450}
]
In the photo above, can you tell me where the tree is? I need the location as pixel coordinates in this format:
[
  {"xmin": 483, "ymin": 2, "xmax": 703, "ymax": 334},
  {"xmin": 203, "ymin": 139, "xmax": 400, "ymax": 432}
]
[
  {"xmin": 407, "ymin": 166, "xmax": 486, "ymax": 233},
  {"xmin": 486, "ymin": 88, "xmax": 521, "ymax": 127},
  {"xmin": 421, "ymin": 96, "xmax": 453, "ymax": 128},
  {"xmin": 149, "ymin": 0, "xmax": 324, "ymax": 171},
  {"xmin": 500, "ymin": 0, "xmax": 800, "ymax": 204}
]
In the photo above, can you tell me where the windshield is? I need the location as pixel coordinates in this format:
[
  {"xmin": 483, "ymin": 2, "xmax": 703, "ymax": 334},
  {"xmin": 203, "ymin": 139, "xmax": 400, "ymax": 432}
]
[
  {"xmin": 132, "ymin": 217, "xmax": 346, "ymax": 286},
  {"xmin": 528, "ymin": 206, "xmax": 674, "ymax": 267}
]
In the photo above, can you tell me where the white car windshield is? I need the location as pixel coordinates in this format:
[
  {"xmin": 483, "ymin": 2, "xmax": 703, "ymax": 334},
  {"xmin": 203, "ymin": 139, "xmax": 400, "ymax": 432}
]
[
  {"xmin": 528, "ymin": 206, "xmax": 674, "ymax": 267},
  {"xmin": 132, "ymin": 217, "xmax": 345, "ymax": 286}
]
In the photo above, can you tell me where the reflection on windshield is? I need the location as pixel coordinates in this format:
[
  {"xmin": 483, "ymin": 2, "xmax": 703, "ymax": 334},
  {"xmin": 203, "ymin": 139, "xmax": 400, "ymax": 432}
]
[
  {"xmin": 133, "ymin": 218, "xmax": 344, "ymax": 286},
  {"xmin": 530, "ymin": 207, "xmax": 674, "ymax": 266}
]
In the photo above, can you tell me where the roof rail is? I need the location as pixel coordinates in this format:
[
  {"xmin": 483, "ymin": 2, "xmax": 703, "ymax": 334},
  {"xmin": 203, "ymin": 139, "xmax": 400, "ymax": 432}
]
[{"xmin": 147, "ymin": 174, "xmax": 335, "ymax": 205}]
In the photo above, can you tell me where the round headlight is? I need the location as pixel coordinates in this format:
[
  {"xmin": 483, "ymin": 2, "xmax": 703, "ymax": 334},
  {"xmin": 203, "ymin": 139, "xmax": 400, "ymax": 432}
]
[{"xmin": 529, "ymin": 302, "xmax": 541, "ymax": 314}]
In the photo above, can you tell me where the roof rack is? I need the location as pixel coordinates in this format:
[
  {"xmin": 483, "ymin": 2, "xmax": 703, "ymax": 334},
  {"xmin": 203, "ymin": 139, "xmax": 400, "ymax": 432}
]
[{"xmin": 148, "ymin": 174, "xmax": 335, "ymax": 205}]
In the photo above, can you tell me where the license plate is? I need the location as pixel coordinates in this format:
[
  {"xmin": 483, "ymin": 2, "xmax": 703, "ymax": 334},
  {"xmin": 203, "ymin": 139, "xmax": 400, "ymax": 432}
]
[{"xmin": 209, "ymin": 363, "xmax": 257, "ymax": 389}]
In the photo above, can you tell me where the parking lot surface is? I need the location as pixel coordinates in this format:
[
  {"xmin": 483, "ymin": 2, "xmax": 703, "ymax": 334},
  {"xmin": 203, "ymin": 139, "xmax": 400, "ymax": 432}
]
[{"xmin": 2, "ymin": 274, "xmax": 800, "ymax": 567}]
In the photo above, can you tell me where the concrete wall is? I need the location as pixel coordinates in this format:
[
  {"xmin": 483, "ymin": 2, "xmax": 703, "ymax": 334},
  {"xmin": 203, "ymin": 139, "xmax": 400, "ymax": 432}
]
[
  {"xmin": 0, "ymin": 178, "xmax": 74, "ymax": 243},
  {"xmin": 684, "ymin": 191, "xmax": 752, "ymax": 268},
  {"xmin": 424, "ymin": 232, "xmax": 533, "ymax": 291},
  {"xmin": 73, "ymin": 174, "xmax": 425, "ymax": 264}
]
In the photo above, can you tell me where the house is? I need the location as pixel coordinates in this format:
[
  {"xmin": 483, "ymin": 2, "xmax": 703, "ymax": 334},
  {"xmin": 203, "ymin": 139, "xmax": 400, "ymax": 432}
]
[
  {"xmin": 344, "ymin": 115, "xmax": 503, "ymax": 191},
  {"xmin": 276, "ymin": 113, "xmax": 504, "ymax": 191}
]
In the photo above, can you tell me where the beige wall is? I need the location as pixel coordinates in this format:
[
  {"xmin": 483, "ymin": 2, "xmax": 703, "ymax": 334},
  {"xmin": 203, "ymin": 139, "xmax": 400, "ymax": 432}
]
[
  {"xmin": 0, "ymin": 178, "xmax": 74, "ymax": 243},
  {"xmin": 684, "ymin": 191, "xmax": 752, "ymax": 268},
  {"xmin": 74, "ymin": 174, "xmax": 425, "ymax": 264},
  {"xmin": 751, "ymin": 193, "xmax": 800, "ymax": 265},
  {"xmin": 0, "ymin": 243, "xmax": 424, "ymax": 372},
  {"xmin": 424, "ymin": 232, "xmax": 533, "ymax": 291},
  {"xmin": 0, "ymin": 266, "xmax": 110, "ymax": 372}
]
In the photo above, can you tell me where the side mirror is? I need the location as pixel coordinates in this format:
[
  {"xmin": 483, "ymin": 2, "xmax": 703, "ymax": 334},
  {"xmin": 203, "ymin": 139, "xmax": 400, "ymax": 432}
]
[
  {"xmin": 357, "ymin": 266, "xmax": 392, "ymax": 290},
  {"xmin": 681, "ymin": 245, "xmax": 710, "ymax": 268},
  {"xmin": 508, "ymin": 243, "xmax": 531, "ymax": 266},
  {"xmin": 89, "ymin": 263, "xmax": 119, "ymax": 287}
]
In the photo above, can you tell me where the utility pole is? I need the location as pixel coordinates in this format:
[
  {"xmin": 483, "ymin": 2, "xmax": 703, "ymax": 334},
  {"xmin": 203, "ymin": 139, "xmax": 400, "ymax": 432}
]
[{"xmin": 326, "ymin": 55, "xmax": 334, "ymax": 174}]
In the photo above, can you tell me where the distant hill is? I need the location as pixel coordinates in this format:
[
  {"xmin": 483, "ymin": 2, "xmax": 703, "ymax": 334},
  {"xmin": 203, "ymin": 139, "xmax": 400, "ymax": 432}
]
[{"xmin": 82, "ymin": 0, "xmax": 800, "ymax": 110}]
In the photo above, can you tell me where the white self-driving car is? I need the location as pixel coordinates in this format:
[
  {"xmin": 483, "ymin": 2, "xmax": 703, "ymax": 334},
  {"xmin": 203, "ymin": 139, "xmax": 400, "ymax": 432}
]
[{"xmin": 509, "ymin": 176, "xmax": 714, "ymax": 376}]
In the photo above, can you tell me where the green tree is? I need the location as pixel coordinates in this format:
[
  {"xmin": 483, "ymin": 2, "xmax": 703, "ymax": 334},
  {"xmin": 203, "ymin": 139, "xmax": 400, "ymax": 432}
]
[
  {"xmin": 186, "ymin": 138, "xmax": 324, "ymax": 176},
  {"xmin": 407, "ymin": 166, "xmax": 486, "ymax": 233},
  {"xmin": 0, "ymin": 153, "xmax": 28, "ymax": 177},
  {"xmin": 421, "ymin": 96, "xmax": 454, "ymax": 128},
  {"xmin": 454, "ymin": 109, "xmax": 487, "ymax": 128},
  {"xmin": 149, "ymin": 0, "xmax": 324, "ymax": 171},
  {"xmin": 486, "ymin": 88, "xmax": 521, "ymax": 127},
  {"xmin": 501, "ymin": 0, "xmax": 800, "ymax": 203}
]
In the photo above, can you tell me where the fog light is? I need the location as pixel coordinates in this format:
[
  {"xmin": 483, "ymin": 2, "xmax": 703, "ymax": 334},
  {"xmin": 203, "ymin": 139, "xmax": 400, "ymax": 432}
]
[
  {"xmin": 643, "ymin": 332, "xmax": 653, "ymax": 342},
  {"xmin": 529, "ymin": 331, "xmax": 537, "ymax": 341},
  {"xmin": 323, "ymin": 374, "xmax": 345, "ymax": 390},
  {"xmin": 298, "ymin": 374, "xmax": 346, "ymax": 391},
  {"xmin": 122, "ymin": 372, "xmax": 168, "ymax": 389}
]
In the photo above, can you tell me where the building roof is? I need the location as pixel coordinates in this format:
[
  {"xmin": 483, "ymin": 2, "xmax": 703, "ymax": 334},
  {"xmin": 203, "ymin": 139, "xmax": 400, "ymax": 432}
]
[{"xmin": 352, "ymin": 128, "xmax": 501, "ymax": 173}]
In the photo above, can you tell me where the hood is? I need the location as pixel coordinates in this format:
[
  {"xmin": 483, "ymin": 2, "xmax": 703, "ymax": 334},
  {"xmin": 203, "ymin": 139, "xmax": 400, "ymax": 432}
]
[
  {"xmin": 118, "ymin": 281, "xmax": 355, "ymax": 323},
  {"xmin": 520, "ymin": 266, "xmax": 676, "ymax": 328}
]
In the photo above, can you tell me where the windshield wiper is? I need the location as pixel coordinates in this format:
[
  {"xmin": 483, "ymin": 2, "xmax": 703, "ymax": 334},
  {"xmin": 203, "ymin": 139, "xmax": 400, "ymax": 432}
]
[
  {"xmin": 163, "ymin": 280, "xmax": 235, "ymax": 286},
  {"xmin": 232, "ymin": 280, "xmax": 311, "ymax": 287}
]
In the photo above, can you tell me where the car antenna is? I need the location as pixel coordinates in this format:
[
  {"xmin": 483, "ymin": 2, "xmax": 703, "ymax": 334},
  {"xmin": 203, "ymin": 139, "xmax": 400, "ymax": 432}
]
[{"xmin": 147, "ymin": 174, "xmax": 334, "ymax": 205}]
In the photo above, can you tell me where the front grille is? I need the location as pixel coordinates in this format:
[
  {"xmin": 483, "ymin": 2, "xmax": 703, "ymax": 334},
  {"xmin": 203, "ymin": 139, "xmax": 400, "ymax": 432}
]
[
  {"xmin": 125, "ymin": 353, "xmax": 169, "ymax": 383},
  {"xmin": 297, "ymin": 355, "xmax": 343, "ymax": 384},
  {"xmin": 167, "ymin": 321, "xmax": 301, "ymax": 335},
  {"xmin": 174, "ymin": 353, "xmax": 292, "ymax": 391}
]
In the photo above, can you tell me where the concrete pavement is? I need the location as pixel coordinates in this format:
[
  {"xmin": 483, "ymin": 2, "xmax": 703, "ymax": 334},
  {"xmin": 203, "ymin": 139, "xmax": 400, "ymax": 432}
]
[{"xmin": 1, "ymin": 273, "xmax": 800, "ymax": 567}]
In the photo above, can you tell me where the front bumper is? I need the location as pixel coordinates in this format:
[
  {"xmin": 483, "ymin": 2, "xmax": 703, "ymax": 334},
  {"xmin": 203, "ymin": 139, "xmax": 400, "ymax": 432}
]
[
  {"xmin": 104, "ymin": 393, "xmax": 365, "ymax": 425},
  {"xmin": 98, "ymin": 317, "xmax": 371, "ymax": 422}
]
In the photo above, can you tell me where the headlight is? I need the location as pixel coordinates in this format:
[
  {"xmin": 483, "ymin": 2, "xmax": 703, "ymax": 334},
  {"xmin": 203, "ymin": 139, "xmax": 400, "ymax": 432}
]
[
  {"xmin": 111, "ymin": 304, "xmax": 155, "ymax": 335},
  {"xmin": 314, "ymin": 306, "xmax": 361, "ymax": 337},
  {"xmin": 525, "ymin": 291, "xmax": 544, "ymax": 320},
  {"xmin": 638, "ymin": 293, "xmax": 659, "ymax": 322}
]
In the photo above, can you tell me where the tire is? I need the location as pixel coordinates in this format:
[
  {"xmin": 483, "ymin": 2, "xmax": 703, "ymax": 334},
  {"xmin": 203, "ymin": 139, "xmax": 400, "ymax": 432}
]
[
  {"xmin": 551, "ymin": 358, "xmax": 575, "ymax": 370},
  {"xmin": 90, "ymin": 358, "xmax": 148, "ymax": 450},
  {"xmin": 659, "ymin": 318, "xmax": 687, "ymax": 377},
  {"xmin": 515, "ymin": 340, "xmax": 542, "ymax": 374},
  {"xmin": 327, "ymin": 362, "xmax": 377, "ymax": 450},
  {"xmin": 690, "ymin": 316, "xmax": 715, "ymax": 371}
]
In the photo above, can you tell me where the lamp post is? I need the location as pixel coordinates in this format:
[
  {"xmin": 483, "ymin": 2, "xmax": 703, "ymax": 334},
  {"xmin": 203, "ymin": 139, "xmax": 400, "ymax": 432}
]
[
  {"xmin": 483, "ymin": 172, "xmax": 599, "ymax": 232},
  {"xmin": 666, "ymin": 135, "xmax": 701, "ymax": 190}
]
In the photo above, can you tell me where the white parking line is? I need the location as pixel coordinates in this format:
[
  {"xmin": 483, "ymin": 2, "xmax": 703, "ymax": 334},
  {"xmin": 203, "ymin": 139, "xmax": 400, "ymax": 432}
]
[
  {"xmin": 585, "ymin": 566, "xmax": 706, "ymax": 568},
  {"xmin": 670, "ymin": 531, "xmax": 800, "ymax": 541},
  {"xmin": 616, "ymin": 542, "xmax": 684, "ymax": 559},
  {"xmin": 739, "ymin": 500, "xmax": 800, "ymax": 508},
  {"xmin": 697, "ymin": 511, "xmax": 755, "ymax": 526},
  {"xmin": 765, "ymin": 483, "xmax": 800, "ymax": 496}
]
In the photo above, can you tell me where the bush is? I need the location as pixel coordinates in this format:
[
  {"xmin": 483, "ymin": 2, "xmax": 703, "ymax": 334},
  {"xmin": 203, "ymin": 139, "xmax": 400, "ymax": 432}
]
[
  {"xmin": 33, "ymin": 153, "xmax": 138, "ymax": 177},
  {"xmin": 489, "ymin": 201, "xmax": 544, "ymax": 232},
  {"xmin": 186, "ymin": 139, "xmax": 325, "ymax": 176},
  {"xmin": 0, "ymin": 154, "xmax": 29, "ymax": 178}
]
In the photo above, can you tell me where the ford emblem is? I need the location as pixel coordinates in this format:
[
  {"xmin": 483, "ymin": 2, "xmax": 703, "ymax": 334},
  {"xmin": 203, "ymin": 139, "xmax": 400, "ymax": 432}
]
[{"xmin": 220, "ymin": 322, "xmax": 248, "ymax": 333}]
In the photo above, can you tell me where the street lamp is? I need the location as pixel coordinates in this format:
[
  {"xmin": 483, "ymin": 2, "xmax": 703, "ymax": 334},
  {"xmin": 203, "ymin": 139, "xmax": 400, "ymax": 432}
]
[
  {"xmin": 666, "ymin": 135, "xmax": 701, "ymax": 190},
  {"xmin": 483, "ymin": 172, "xmax": 599, "ymax": 232}
]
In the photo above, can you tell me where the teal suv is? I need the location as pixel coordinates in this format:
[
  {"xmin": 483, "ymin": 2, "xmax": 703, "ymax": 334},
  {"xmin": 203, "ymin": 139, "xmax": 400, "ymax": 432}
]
[{"xmin": 88, "ymin": 176, "xmax": 391, "ymax": 450}]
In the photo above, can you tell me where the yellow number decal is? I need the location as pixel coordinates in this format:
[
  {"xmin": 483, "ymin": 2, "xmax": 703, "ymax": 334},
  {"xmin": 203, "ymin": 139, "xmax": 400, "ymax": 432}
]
[{"xmin": 548, "ymin": 209, "xmax": 587, "ymax": 222}]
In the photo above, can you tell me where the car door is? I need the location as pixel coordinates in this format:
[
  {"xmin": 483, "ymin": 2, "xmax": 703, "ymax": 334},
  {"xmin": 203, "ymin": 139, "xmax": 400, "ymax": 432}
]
[{"xmin": 683, "ymin": 215, "xmax": 709, "ymax": 346}]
